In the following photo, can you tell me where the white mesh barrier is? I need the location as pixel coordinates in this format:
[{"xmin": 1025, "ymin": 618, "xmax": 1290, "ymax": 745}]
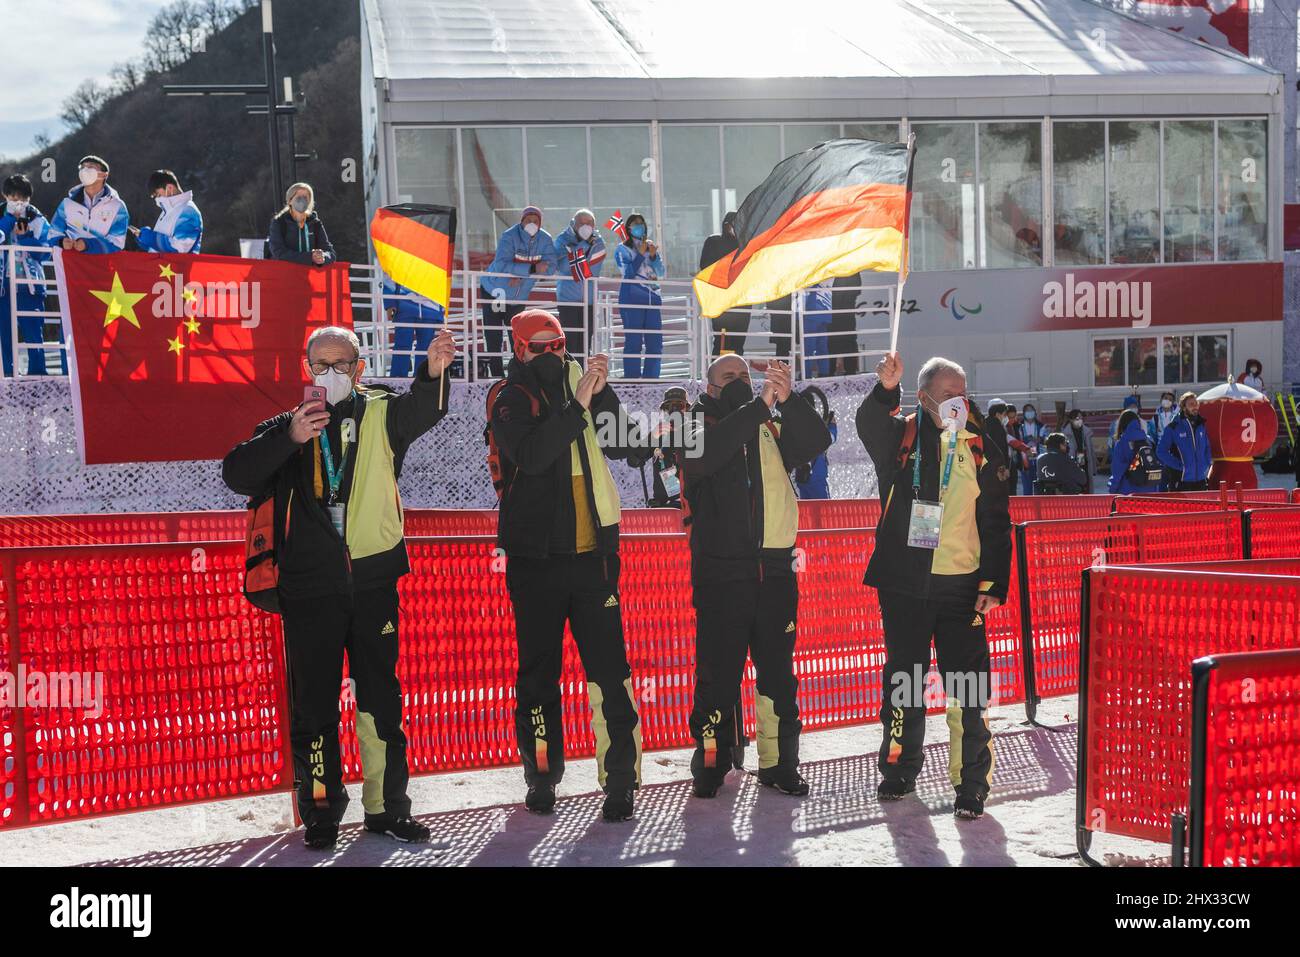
[{"xmin": 0, "ymin": 374, "xmax": 880, "ymax": 513}]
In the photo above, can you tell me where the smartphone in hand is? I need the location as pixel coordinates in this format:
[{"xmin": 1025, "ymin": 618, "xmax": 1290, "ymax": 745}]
[{"xmin": 303, "ymin": 384, "xmax": 327, "ymax": 411}]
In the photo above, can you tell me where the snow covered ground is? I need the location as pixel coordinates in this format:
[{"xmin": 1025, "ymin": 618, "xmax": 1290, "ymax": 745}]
[{"xmin": 0, "ymin": 696, "xmax": 1168, "ymax": 867}]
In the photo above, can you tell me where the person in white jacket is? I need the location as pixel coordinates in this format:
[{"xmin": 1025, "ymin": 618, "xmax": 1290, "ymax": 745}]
[
  {"xmin": 131, "ymin": 170, "xmax": 203, "ymax": 254},
  {"xmin": 46, "ymin": 155, "xmax": 128, "ymax": 254}
]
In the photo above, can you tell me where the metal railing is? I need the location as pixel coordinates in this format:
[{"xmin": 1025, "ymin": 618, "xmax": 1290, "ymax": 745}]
[
  {"xmin": 0, "ymin": 252, "xmax": 900, "ymax": 385},
  {"xmin": 2, "ymin": 244, "xmax": 66, "ymax": 377}
]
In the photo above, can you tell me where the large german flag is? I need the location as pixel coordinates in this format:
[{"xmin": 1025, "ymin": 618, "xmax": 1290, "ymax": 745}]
[
  {"xmin": 369, "ymin": 203, "xmax": 457, "ymax": 308},
  {"xmin": 694, "ymin": 138, "xmax": 914, "ymax": 319}
]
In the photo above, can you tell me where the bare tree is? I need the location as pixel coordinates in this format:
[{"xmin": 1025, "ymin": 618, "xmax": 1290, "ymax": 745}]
[
  {"xmin": 108, "ymin": 61, "xmax": 145, "ymax": 96},
  {"xmin": 60, "ymin": 80, "xmax": 109, "ymax": 130}
]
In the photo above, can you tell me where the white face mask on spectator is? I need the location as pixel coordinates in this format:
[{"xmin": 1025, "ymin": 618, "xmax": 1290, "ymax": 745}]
[
  {"xmin": 5, "ymin": 200, "xmax": 27, "ymax": 216},
  {"xmin": 523, "ymin": 222, "xmax": 539, "ymax": 237},
  {"xmin": 929, "ymin": 395, "xmax": 968, "ymax": 433},
  {"xmin": 577, "ymin": 224, "xmax": 593, "ymax": 240},
  {"xmin": 78, "ymin": 166, "xmax": 100, "ymax": 187},
  {"xmin": 313, "ymin": 368, "xmax": 353, "ymax": 406}
]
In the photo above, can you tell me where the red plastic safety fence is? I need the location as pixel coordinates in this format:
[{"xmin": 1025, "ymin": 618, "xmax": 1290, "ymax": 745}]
[
  {"xmin": 1188, "ymin": 649, "xmax": 1300, "ymax": 867},
  {"xmin": 1078, "ymin": 566, "xmax": 1300, "ymax": 850},
  {"xmin": 1244, "ymin": 507, "xmax": 1300, "ymax": 560},
  {"xmin": 0, "ymin": 544, "xmax": 291, "ymax": 829},
  {"xmin": 1293, "ymin": 488, "xmax": 1299, "ymax": 505},
  {"xmin": 1015, "ymin": 495, "xmax": 1115, "ymax": 522},
  {"xmin": 334, "ymin": 530, "xmax": 1025, "ymax": 781},
  {"xmin": 797, "ymin": 498, "xmax": 882, "ymax": 530},
  {"xmin": 1017, "ymin": 512, "xmax": 1243, "ymax": 716},
  {"xmin": 1112, "ymin": 496, "xmax": 1227, "ymax": 515},
  {"xmin": 0, "ymin": 511, "xmax": 246, "ymax": 548}
]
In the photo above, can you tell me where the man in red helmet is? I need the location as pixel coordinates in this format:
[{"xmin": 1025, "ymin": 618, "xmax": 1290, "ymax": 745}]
[{"xmin": 488, "ymin": 308, "xmax": 644, "ymax": 822}]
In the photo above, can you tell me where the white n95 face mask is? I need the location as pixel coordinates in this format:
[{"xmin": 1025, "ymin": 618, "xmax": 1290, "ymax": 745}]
[
  {"xmin": 937, "ymin": 396, "xmax": 969, "ymax": 433},
  {"xmin": 78, "ymin": 166, "xmax": 100, "ymax": 187},
  {"xmin": 577, "ymin": 224, "xmax": 593, "ymax": 240},
  {"xmin": 314, "ymin": 368, "xmax": 354, "ymax": 406},
  {"xmin": 522, "ymin": 222, "xmax": 539, "ymax": 237}
]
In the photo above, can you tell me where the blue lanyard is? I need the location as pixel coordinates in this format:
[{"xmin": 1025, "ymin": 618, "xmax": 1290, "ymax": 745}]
[
  {"xmin": 913, "ymin": 428, "xmax": 958, "ymax": 501},
  {"xmin": 319, "ymin": 429, "xmax": 349, "ymax": 504}
]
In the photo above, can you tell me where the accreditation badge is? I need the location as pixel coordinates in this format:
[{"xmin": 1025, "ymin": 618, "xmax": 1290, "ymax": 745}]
[
  {"xmin": 328, "ymin": 503, "xmax": 346, "ymax": 539},
  {"xmin": 906, "ymin": 500, "xmax": 944, "ymax": 550}
]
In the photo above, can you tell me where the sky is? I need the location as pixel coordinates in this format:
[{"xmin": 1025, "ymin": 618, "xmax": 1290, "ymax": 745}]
[{"xmin": 0, "ymin": 0, "xmax": 173, "ymax": 158}]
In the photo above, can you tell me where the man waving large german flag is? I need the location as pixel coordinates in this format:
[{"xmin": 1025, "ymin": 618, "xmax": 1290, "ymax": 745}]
[{"xmin": 694, "ymin": 137, "xmax": 914, "ymax": 319}]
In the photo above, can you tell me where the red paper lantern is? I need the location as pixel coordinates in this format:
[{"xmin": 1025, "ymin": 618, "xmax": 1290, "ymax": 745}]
[{"xmin": 1196, "ymin": 380, "xmax": 1278, "ymax": 490}]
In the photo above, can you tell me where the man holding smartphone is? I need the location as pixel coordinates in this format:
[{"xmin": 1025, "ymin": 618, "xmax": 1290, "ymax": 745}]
[{"xmin": 222, "ymin": 324, "xmax": 456, "ymax": 850}]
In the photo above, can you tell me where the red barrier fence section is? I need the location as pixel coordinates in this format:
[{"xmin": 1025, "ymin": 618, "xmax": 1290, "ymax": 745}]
[
  {"xmin": 335, "ymin": 530, "xmax": 1024, "ymax": 782},
  {"xmin": 1029, "ymin": 495, "xmax": 1115, "ymax": 522},
  {"xmin": 1019, "ymin": 512, "xmax": 1243, "ymax": 707},
  {"xmin": 1, "ymin": 567, "xmax": 22, "ymax": 828},
  {"xmin": 1244, "ymin": 507, "xmax": 1300, "ymax": 560},
  {"xmin": 0, "ymin": 544, "xmax": 290, "ymax": 829},
  {"xmin": 798, "ymin": 498, "xmax": 882, "ymax": 530},
  {"xmin": 0, "ymin": 511, "xmax": 246, "ymax": 547},
  {"xmin": 1112, "ymin": 496, "xmax": 1227, "ymax": 515},
  {"xmin": 1293, "ymin": 488, "xmax": 1299, "ymax": 505},
  {"xmin": 1191, "ymin": 650, "xmax": 1300, "ymax": 867},
  {"xmin": 1080, "ymin": 567, "xmax": 1300, "ymax": 846}
]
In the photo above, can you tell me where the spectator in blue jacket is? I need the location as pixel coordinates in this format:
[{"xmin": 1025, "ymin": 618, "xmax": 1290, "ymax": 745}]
[
  {"xmin": 1147, "ymin": 390, "xmax": 1179, "ymax": 490},
  {"xmin": 1108, "ymin": 408, "xmax": 1153, "ymax": 495},
  {"xmin": 479, "ymin": 205, "xmax": 555, "ymax": 377},
  {"xmin": 614, "ymin": 213, "xmax": 664, "ymax": 379},
  {"xmin": 801, "ymin": 281, "xmax": 833, "ymax": 378},
  {"xmin": 553, "ymin": 208, "xmax": 606, "ymax": 358},
  {"xmin": 132, "ymin": 170, "xmax": 202, "ymax": 254},
  {"xmin": 1156, "ymin": 391, "xmax": 1212, "ymax": 491},
  {"xmin": 46, "ymin": 155, "xmax": 128, "ymax": 254},
  {"xmin": 383, "ymin": 278, "xmax": 446, "ymax": 378},
  {"xmin": 0, "ymin": 174, "xmax": 57, "ymax": 375},
  {"xmin": 797, "ymin": 415, "xmax": 837, "ymax": 499},
  {"xmin": 1016, "ymin": 403, "xmax": 1049, "ymax": 495}
]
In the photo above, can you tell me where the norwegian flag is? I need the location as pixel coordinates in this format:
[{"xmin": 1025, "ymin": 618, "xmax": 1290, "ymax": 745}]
[
  {"xmin": 605, "ymin": 209, "xmax": 628, "ymax": 241},
  {"xmin": 566, "ymin": 246, "xmax": 593, "ymax": 282}
]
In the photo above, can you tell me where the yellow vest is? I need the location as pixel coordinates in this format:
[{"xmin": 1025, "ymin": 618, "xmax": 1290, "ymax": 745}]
[
  {"xmin": 564, "ymin": 361, "xmax": 621, "ymax": 532},
  {"xmin": 757, "ymin": 420, "xmax": 798, "ymax": 549}
]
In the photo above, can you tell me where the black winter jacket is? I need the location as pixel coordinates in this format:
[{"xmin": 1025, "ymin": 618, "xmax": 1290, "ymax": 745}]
[
  {"xmin": 678, "ymin": 389, "xmax": 832, "ymax": 585},
  {"xmin": 856, "ymin": 382, "xmax": 1012, "ymax": 602},
  {"xmin": 221, "ymin": 361, "xmax": 448, "ymax": 599},
  {"xmin": 490, "ymin": 356, "xmax": 641, "ymax": 559},
  {"xmin": 266, "ymin": 209, "xmax": 337, "ymax": 266}
]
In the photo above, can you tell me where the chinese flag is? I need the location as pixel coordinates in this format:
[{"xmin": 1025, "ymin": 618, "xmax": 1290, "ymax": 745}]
[{"xmin": 58, "ymin": 250, "xmax": 352, "ymax": 464}]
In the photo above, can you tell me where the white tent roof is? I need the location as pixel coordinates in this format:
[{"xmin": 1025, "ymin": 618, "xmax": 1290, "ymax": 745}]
[{"xmin": 363, "ymin": 0, "xmax": 1278, "ymax": 97}]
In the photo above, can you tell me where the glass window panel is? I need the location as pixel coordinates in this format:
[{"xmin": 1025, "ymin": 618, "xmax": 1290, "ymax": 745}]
[
  {"xmin": 1094, "ymin": 338, "xmax": 1125, "ymax": 387},
  {"xmin": 525, "ymin": 126, "xmax": 589, "ymax": 225},
  {"xmin": 1163, "ymin": 121, "xmax": 1214, "ymax": 263},
  {"xmin": 1108, "ymin": 121, "xmax": 1160, "ymax": 264},
  {"xmin": 1052, "ymin": 122, "xmax": 1104, "ymax": 265},
  {"xmin": 1217, "ymin": 119, "xmax": 1267, "ymax": 261},
  {"xmin": 661, "ymin": 125, "xmax": 721, "ymax": 277},
  {"xmin": 1127, "ymin": 337, "xmax": 1158, "ymax": 386},
  {"xmin": 845, "ymin": 122, "xmax": 900, "ymax": 143},
  {"xmin": 910, "ymin": 122, "xmax": 976, "ymax": 271},
  {"xmin": 782, "ymin": 123, "xmax": 841, "ymax": 155},
  {"xmin": 590, "ymin": 124, "xmax": 655, "ymax": 252},
  {"xmin": 1163, "ymin": 335, "xmax": 1194, "ymax": 384},
  {"xmin": 980, "ymin": 122, "xmax": 1043, "ymax": 268},
  {"xmin": 393, "ymin": 128, "xmax": 463, "ymax": 267},
  {"xmin": 724, "ymin": 124, "xmax": 782, "ymax": 206},
  {"xmin": 1196, "ymin": 334, "xmax": 1229, "ymax": 382},
  {"xmin": 462, "ymin": 127, "xmax": 525, "ymax": 270}
]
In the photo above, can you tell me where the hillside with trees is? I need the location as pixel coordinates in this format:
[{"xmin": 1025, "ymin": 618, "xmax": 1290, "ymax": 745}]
[{"xmin": 4, "ymin": 0, "xmax": 366, "ymax": 262}]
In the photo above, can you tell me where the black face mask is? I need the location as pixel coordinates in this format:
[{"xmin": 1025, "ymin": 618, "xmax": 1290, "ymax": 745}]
[
  {"xmin": 530, "ymin": 352, "xmax": 565, "ymax": 386},
  {"xmin": 716, "ymin": 377, "xmax": 753, "ymax": 414}
]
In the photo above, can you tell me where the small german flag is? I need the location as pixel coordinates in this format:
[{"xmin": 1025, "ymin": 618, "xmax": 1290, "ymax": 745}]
[
  {"xmin": 369, "ymin": 203, "xmax": 457, "ymax": 308},
  {"xmin": 694, "ymin": 138, "xmax": 914, "ymax": 319}
]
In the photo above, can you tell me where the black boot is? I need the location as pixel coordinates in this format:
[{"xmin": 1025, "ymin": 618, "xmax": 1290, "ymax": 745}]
[
  {"xmin": 364, "ymin": 812, "xmax": 431, "ymax": 843},
  {"xmin": 954, "ymin": 789, "xmax": 985, "ymax": 820},
  {"xmin": 877, "ymin": 778, "xmax": 916, "ymax": 802},
  {"xmin": 303, "ymin": 821, "xmax": 338, "ymax": 850},
  {"xmin": 757, "ymin": 765, "xmax": 809, "ymax": 796},
  {"xmin": 602, "ymin": 788, "xmax": 635, "ymax": 822},
  {"xmin": 525, "ymin": 783, "xmax": 557, "ymax": 814}
]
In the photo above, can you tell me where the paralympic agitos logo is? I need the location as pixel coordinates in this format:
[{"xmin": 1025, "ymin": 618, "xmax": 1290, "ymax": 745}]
[{"xmin": 939, "ymin": 287, "xmax": 982, "ymax": 320}]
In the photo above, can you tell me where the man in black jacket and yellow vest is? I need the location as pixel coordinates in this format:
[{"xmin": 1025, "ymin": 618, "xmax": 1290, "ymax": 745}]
[
  {"xmin": 679, "ymin": 355, "xmax": 832, "ymax": 799},
  {"xmin": 223, "ymin": 324, "xmax": 455, "ymax": 850},
  {"xmin": 490, "ymin": 308, "xmax": 644, "ymax": 822},
  {"xmin": 856, "ymin": 352, "xmax": 1011, "ymax": 820}
]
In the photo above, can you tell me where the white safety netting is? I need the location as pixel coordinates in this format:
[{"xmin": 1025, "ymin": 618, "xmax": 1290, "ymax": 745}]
[{"xmin": 0, "ymin": 375, "xmax": 880, "ymax": 514}]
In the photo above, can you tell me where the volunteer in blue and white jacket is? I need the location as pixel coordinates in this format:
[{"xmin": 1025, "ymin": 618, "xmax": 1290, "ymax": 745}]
[
  {"xmin": 0, "ymin": 173, "xmax": 56, "ymax": 375},
  {"xmin": 478, "ymin": 205, "xmax": 556, "ymax": 378},
  {"xmin": 1156, "ymin": 391, "xmax": 1212, "ymax": 492},
  {"xmin": 1147, "ymin": 391, "xmax": 1179, "ymax": 491},
  {"xmin": 614, "ymin": 213, "xmax": 665, "ymax": 379},
  {"xmin": 133, "ymin": 170, "xmax": 202, "ymax": 254},
  {"xmin": 383, "ymin": 278, "xmax": 445, "ymax": 379},
  {"xmin": 553, "ymin": 208, "xmax": 606, "ymax": 357},
  {"xmin": 46, "ymin": 155, "xmax": 128, "ymax": 254}
]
